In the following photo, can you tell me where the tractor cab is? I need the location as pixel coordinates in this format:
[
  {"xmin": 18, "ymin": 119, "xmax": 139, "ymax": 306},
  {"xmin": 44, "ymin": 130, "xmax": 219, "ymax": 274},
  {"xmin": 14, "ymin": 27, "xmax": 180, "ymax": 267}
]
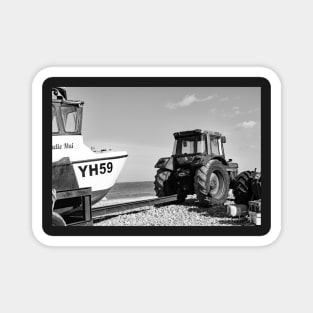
[
  {"xmin": 172, "ymin": 129, "xmax": 226, "ymax": 157},
  {"xmin": 52, "ymin": 87, "xmax": 83, "ymax": 136}
]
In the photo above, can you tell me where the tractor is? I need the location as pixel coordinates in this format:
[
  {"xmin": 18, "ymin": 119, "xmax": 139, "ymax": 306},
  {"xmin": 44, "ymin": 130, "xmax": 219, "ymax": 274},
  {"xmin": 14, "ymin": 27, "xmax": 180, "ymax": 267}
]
[{"xmin": 154, "ymin": 129, "xmax": 238, "ymax": 206}]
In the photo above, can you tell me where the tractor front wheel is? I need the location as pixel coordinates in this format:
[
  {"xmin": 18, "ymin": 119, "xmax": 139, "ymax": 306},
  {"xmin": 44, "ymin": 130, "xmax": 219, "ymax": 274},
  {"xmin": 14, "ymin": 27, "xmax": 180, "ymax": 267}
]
[
  {"xmin": 194, "ymin": 160, "xmax": 229, "ymax": 206},
  {"xmin": 154, "ymin": 169, "xmax": 175, "ymax": 197}
]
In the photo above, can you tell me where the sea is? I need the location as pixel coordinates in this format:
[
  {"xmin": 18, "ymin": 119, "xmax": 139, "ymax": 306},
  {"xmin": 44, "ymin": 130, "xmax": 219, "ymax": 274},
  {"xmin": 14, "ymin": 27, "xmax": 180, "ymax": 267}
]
[{"xmin": 106, "ymin": 181, "xmax": 155, "ymax": 201}]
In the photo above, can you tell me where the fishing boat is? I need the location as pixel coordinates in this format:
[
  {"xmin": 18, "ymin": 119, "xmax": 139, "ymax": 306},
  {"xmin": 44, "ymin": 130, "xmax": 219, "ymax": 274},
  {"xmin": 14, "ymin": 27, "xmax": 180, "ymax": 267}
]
[{"xmin": 52, "ymin": 87, "xmax": 128, "ymax": 204}]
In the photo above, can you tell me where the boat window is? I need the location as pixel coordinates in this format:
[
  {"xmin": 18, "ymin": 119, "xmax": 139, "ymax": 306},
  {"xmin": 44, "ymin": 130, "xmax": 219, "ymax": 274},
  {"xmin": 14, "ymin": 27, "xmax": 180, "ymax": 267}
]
[
  {"xmin": 52, "ymin": 107, "xmax": 58, "ymax": 133},
  {"xmin": 61, "ymin": 107, "xmax": 79, "ymax": 133},
  {"xmin": 65, "ymin": 111, "xmax": 77, "ymax": 132}
]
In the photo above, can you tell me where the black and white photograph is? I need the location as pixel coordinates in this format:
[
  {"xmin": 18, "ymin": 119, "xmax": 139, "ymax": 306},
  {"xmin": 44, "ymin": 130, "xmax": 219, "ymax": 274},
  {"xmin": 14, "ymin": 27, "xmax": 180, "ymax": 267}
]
[
  {"xmin": 7, "ymin": 0, "xmax": 313, "ymax": 311},
  {"xmin": 51, "ymin": 84, "xmax": 262, "ymax": 229}
]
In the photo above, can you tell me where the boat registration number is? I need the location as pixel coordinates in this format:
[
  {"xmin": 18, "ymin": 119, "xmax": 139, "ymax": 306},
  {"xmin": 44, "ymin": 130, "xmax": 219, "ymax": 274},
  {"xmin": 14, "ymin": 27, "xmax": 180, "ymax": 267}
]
[{"xmin": 78, "ymin": 162, "xmax": 113, "ymax": 177}]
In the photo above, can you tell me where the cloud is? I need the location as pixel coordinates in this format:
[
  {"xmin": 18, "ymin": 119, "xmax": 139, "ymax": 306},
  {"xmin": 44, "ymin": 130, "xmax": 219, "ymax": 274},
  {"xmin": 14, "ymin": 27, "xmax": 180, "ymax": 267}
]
[
  {"xmin": 222, "ymin": 112, "xmax": 232, "ymax": 118},
  {"xmin": 247, "ymin": 107, "xmax": 260, "ymax": 114},
  {"xmin": 236, "ymin": 120, "xmax": 257, "ymax": 129},
  {"xmin": 222, "ymin": 106, "xmax": 241, "ymax": 118},
  {"xmin": 219, "ymin": 96, "xmax": 230, "ymax": 102},
  {"xmin": 248, "ymin": 144, "xmax": 258, "ymax": 149},
  {"xmin": 166, "ymin": 94, "xmax": 216, "ymax": 109},
  {"xmin": 220, "ymin": 96, "xmax": 240, "ymax": 102},
  {"xmin": 210, "ymin": 107, "xmax": 216, "ymax": 113},
  {"xmin": 232, "ymin": 106, "xmax": 241, "ymax": 115}
]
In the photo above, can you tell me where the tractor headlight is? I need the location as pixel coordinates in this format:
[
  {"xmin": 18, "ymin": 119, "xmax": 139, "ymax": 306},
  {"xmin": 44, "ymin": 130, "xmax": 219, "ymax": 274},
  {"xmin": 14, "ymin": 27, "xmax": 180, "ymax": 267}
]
[{"xmin": 177, "ymin": 169, "xmax": 190, "ymax": 177}]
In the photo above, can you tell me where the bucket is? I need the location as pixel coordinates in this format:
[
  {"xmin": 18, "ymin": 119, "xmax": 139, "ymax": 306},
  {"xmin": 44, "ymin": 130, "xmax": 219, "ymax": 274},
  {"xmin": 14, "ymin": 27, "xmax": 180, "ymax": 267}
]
[
  {"xmin": 249, "ymin": 211, "xmax": 262, "ymax": 225},
  {"xmin": 227, "ymin": 204, "xmax": 248, "ymax": 217}
]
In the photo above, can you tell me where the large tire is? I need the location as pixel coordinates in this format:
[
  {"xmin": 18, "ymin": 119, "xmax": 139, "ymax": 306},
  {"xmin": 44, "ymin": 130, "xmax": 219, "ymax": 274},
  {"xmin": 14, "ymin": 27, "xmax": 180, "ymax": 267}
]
[
  {"xmin": 194, "ymin": 160, "xmax": 230, "ymax": 206},
  {"xmin": 154, "ymin": 169, "xmax": 175, "ymax": 197},
  {"xmin": 251, "ymin": 173, "xmax": 261, "ymax": 200},
  {"xmin": 233, "ymin": 171, "xmax": 254, "ymax": 204},
  {"xmin": 52, "ymin": 212, "xmax": 66, "ymax": 226}
]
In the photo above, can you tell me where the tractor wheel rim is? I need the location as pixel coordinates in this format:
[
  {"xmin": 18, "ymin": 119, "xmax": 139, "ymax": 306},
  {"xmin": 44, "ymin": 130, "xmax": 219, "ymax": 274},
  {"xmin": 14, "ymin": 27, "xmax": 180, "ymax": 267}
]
[{"xmin": 210, "ymin": 173, "xmax": 220, "ymax": 196}]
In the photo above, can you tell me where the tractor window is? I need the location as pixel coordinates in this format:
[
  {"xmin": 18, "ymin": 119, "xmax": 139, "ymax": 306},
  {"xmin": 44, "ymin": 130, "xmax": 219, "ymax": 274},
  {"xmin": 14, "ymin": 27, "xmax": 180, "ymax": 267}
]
[
  {"xmin": 52, "ymin": 107, "xmax": 58, "ymax": 133},
  {"xmin": 197, "ymin": 140, "xmax": 206, "ymax": 153},
  {"xmin": 173, "ymin": 135, "xmax": 207, "ymax": 155},
  {"xmin": 210, "ymin": 137, "xmax": 220, "ymax": 155},
  {"xmin": 182, "ymin": 140, "xmax": 194, "ymax": 154}
]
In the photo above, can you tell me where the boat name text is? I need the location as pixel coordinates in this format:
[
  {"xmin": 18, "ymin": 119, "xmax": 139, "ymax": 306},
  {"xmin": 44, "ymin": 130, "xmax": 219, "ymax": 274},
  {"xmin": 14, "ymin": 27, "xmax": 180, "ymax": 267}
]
[{"xmin": 52, "ymin": 143, "xmax": 74, "ymax": 149}]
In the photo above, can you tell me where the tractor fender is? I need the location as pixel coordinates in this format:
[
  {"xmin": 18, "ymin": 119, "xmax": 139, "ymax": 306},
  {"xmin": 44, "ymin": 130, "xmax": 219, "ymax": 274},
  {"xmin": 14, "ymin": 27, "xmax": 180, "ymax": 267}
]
[
  {"xmin": 207, "ymin": 156, "xmax": 238, "ymax": 185},
  {"xmin": 154, "ymin": 157, "xmax": 174, "ymax": 171},
  {"xmin": 204, "ymin": 155, "xmax": 228, "ymax": 166},
  {"xmin": 226, "ymin": 162, "xmax": 239, "ymax": 183}
]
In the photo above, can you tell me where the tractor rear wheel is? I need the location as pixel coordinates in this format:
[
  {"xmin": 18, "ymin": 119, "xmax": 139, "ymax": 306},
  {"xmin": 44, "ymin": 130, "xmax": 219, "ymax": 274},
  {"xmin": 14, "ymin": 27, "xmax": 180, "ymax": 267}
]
[
  {"xmin": 233, "ymin": 171, "xmax": 254, "ymax": 204},
  {"xmin": 154, "ymin": 169, "xmax": 175, "ymax": 197},
  {"xmin": 52, "ymin": 212, "xmax": 66, "ymax": 226},
  {"xmin": 194, "ymin": 160, "xmax": 229, "ymax": 206}
]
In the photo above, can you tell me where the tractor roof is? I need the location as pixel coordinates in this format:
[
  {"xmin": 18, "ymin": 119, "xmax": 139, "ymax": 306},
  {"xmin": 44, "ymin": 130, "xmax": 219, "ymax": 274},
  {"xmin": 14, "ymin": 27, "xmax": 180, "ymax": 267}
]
[{"xmin": 173, "ymin": 129, "xmax": 223, "ymax": 139}]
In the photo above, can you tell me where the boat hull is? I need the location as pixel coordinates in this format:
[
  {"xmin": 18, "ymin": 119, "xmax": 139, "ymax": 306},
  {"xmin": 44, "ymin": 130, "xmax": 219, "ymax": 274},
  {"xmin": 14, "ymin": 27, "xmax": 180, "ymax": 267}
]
[
  {"xmin": 91, "ymin": 188, "xmax": 111, "ymax": 204},
  {"xmin": 52, "ymin": 135, "xmax": 127, "ymax": 205}
]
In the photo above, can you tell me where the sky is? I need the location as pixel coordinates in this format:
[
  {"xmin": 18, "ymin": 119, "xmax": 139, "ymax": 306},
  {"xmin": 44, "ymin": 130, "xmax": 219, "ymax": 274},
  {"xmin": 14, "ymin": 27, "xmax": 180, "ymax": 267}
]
[{"xmin": 66, "ymin": 87, "xmax": 261, "ymax": 182}]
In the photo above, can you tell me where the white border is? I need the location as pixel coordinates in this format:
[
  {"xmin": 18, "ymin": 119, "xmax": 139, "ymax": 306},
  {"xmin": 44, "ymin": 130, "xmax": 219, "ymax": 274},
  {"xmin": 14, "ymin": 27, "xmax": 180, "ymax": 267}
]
[{"xmin": 32, "ymin": 67, "xmax": 281, "ymax": 246}]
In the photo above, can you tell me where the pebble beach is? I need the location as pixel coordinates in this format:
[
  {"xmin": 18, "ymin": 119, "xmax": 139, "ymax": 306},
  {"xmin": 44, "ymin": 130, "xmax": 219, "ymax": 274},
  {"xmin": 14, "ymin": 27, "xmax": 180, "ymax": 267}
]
[{"xmin": 94, "ymin": 196, "xmax": 252, "ymax": 226}]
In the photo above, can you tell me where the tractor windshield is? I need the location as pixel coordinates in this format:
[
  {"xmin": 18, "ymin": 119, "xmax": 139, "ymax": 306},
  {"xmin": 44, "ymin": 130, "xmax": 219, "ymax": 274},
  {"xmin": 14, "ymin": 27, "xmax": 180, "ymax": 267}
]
[{"xmin": 173, "ymin": 134, "xmax": 207, "ymax": 155}]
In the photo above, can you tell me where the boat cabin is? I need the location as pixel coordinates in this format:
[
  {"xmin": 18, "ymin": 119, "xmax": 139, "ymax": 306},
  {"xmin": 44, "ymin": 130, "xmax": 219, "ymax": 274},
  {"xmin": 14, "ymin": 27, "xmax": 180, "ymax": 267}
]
[{"xmin": 52, "ymin": 88, "xmax": 84, "ymax": 136}]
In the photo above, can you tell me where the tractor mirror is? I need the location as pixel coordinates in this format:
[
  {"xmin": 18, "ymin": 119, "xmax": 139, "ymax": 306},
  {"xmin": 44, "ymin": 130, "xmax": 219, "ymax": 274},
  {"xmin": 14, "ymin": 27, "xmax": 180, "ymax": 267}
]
[
  {"xmin": 221, "ymin": 136, "xmax": 226, "ymax": 143},
  {"xmin": 183, "ymin": 140, "xmax": 187, "ymax": 147}
]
